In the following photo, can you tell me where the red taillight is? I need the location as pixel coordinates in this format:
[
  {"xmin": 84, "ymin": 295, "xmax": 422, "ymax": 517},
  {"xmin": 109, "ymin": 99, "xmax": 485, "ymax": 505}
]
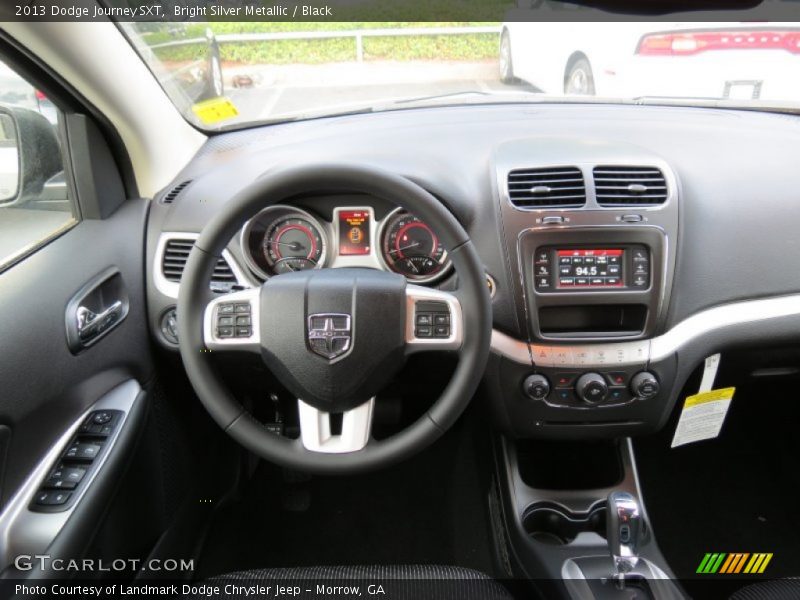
[{"xmin": 637, "ymin": 30, "xmax": 800, "ymax": 56}]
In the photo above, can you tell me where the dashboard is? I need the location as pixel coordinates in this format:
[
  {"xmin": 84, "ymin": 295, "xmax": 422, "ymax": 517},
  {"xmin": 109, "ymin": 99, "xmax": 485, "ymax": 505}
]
[{"xmin": 145, "ymin": 101, "xmax": 800, "ymax": 442}]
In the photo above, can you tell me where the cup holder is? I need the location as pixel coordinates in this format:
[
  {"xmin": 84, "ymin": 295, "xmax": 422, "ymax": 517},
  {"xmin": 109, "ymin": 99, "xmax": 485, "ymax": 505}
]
[{"xmin": 523, "ymin": 503, "xmax": 606, "ymax": 546}]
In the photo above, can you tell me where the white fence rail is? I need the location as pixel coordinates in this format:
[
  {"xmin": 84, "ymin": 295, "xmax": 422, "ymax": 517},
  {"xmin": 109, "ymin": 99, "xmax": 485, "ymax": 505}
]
[{"xmin": 150, "ymin": 26, "xmax": 502, "ymax": 62}]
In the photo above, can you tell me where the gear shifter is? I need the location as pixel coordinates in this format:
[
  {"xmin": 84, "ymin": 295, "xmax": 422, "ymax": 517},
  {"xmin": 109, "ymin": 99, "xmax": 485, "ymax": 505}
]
[{"xmin": 606, "ymin": 492, "xmax": 642, "ymax": 585}]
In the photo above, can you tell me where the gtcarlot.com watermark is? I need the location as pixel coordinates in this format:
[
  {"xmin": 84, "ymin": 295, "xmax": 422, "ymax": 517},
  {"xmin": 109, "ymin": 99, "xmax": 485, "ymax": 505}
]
[{"xmin": 14, "ymin": 554, "xmax": 194, "ymax": 573}]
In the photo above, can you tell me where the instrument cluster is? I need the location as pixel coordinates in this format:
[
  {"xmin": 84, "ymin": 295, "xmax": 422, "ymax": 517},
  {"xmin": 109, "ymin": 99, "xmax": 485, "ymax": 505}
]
[{"xmin": 241, "ymin": 205, "xmax": 453, "ymax": 284}]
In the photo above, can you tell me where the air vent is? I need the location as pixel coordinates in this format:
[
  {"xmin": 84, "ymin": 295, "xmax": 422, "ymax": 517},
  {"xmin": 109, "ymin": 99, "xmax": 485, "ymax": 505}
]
[
  {"xmin": 162, "ymin": 238, "xmax": 237, "ymax": 292},
  {"xmin": 593, "ymin": 166, "xmax": 668, "ymax": 206},
  {"xmin": 161, "ymin": 180, "xmax": 192, "ymax": 204},
  {"xmin": 507, "ymin": 167, "xmax": 586, "ymax": 208}
]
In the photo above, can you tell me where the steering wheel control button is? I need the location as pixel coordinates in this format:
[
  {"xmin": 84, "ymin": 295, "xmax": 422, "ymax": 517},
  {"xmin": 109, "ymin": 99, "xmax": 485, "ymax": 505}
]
[
  {"xmin": 416, "ymin": 314, "xmax": 433, "ymax": 326},
  {"xmin": 631, "ymin": 371, "xmax": 660, "ymax": 400},
  {"xmin": 522, "ymin": 374, "xmax": 550, "ymax": 401},
  {"xmin": 218, "ymin": 304, "xmax": 234, "ymax": 315},
  {"xmin": 217, "ymin": 326, "xmax": 234, "ymax": 337},
  {"xmin": 218, "ymin": 316, "xmax": 234, "ymax": 327},
  {"xmin": 575, "ymin": 372, "xmax": 609, "ymax": 404},
  {"xmin": 414, "ymin": 300, "xmax": 451, "ymax": 339},
  {"xmin": 234, "ymin": 303, "xmax": 251, "ymax": 314}
]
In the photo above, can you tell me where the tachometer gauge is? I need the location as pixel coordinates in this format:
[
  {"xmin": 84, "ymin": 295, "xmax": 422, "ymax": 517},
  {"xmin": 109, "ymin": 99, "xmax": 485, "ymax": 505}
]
[
  {"xmin": 380, "ymin": 210, "xmax": 452, "ymax": 283},
  {"xmin": 241, "ymin": 207, "xmax": 327, "ymax": 279}
]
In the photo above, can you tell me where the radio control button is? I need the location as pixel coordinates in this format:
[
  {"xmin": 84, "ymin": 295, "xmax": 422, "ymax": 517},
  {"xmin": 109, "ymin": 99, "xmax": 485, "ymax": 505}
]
[
  {"xmin": 536, "ymin": 264, "xmax": 550, "ymax": 276},
  {"xmin": 559, "ymin": 256, "xmax": 572, "ymax": 265},
  {"xmin": 535, "ymin": 250, "xmax": 550, "ymax": 264},
  {"xmin": 536, "ymin": 277, "xmax": 551, "ymax": 289},
  {"xmin": 560, "ymin": 278, "xmax": 575, "ymax": 286}
]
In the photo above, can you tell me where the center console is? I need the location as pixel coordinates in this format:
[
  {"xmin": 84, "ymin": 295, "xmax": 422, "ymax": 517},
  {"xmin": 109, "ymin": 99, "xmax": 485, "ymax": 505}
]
[{"xmin": 489, "ymin": 138, "xmax": 680, "ymax": 438}]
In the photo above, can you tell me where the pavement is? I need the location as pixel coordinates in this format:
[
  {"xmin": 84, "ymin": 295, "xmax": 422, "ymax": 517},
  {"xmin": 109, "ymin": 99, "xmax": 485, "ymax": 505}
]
[{"xmin": 217, "ymin": 59, "xmax": 535, "ymax": 124}]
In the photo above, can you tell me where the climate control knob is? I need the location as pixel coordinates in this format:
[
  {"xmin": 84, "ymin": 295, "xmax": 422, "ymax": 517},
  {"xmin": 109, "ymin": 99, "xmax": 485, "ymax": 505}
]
[
  {"xmin": 575, "ymin": 372, "xmax": 609, "ymax": 404},
  {"xmin": 522, "ymin": 374, "xmax": 551, "ymax": 401},
  {"xmin": 630, "ymin": 372, "xmax": 659, "ymax": 400}
]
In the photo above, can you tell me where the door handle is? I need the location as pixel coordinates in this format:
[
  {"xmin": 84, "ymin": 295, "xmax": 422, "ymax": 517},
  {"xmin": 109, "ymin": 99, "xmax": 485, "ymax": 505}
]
[
  {"xmin": 65, "ymin": 268, "xmax": 129, "ymax": 353},
  {"xmin": 76, "ymin": 300, "xmax": 123, "ymax": 342}
]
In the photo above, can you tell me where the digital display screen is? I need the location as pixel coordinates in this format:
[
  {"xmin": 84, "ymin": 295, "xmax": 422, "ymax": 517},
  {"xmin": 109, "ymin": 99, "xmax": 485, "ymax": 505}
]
[
  {"xmin": 338, "ymin": 209, "xmax": 371, "ymax": 256},
  {"xmin": 555, "ymin": 248, "xmax": 623, "ymax": 287}
]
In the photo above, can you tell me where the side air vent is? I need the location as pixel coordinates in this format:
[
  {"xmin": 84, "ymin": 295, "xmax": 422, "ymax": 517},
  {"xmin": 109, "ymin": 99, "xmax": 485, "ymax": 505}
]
[
  {"xmin": 507, "ymin": 167, "xmax": 586, "ymax": 208},
  {"xmin": 161, "ymin": 180, "xmax": 192, "ymax": 204},
  {"xmin": 162, "ymin": 238, "xmax": 237, "ymax": 292},
  {"xmin": 593, "ymin": 166, "xmax": 668, "ymax": 206}
]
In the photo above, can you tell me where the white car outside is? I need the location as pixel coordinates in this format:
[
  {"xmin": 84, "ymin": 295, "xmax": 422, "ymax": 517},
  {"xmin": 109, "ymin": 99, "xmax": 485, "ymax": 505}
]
[{"xmin": 500, "ymin": 21, "xmax": 800, "ymax": 102}]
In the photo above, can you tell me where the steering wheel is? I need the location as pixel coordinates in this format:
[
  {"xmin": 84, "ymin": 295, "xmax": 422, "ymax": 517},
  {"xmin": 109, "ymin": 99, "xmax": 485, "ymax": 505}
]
[{"xmin": 177, "ymin": 164, "xmax": 491, "ymax": 473}]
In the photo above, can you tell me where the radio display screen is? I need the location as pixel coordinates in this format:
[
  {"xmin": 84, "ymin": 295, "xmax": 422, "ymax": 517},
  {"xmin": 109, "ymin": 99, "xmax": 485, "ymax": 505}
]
[
  {"xmin": 555, "ymin": 248, "xmax": 623, "ymax": 288},
  {"xmin": 338, "ymin": 209, "xmax": 371, "ymax": 256}
]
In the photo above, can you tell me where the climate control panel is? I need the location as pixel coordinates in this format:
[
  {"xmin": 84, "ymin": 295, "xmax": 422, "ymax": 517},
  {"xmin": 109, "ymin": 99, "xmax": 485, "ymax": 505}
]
[{"xmin": 522, "ymin": 369, "xmax": 659, "ymax": 408}]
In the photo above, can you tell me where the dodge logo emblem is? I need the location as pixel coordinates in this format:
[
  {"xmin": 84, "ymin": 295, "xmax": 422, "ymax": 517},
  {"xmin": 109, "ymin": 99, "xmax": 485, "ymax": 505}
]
[{"xmin": 307, "ymin": 313, "xmax": 352, "ymax": 359}]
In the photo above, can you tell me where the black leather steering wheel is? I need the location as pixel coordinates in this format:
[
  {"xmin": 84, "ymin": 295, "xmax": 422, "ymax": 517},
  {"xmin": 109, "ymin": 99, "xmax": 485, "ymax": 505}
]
[{"xmin": 177, "ymin": 164, "xmax": 491, "ymax": 473}]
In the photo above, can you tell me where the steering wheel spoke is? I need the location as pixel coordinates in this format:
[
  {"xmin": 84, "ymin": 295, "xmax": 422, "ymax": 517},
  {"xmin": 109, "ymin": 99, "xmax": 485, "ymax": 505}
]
[
  {"xmin": 297, "ymin": 397, "xmax": 375, "ymax": 453},
  {"xmin": 202, "ymin": 287, "xmax": 261, "ymax": 352},
  {"xmin": 405, "ymin": 284, "xmax": 463, "ymax": 353}
]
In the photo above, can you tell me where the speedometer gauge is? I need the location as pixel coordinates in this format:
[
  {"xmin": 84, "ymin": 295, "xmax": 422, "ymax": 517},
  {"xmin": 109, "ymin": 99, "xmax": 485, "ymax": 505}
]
[{"xmin": 380, "ymin": 210, "xmax": 452, "ymax": 283}]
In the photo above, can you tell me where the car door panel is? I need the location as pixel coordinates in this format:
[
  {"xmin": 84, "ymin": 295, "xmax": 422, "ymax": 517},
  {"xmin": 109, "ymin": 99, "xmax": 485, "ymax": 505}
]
[{"xmin": 0, "ymin": 196, "xmax": 153, "ymax": 516}]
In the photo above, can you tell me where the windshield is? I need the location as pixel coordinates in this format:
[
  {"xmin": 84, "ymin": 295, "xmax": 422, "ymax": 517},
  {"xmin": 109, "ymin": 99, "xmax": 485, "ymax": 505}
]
[{"xmin": 121, "ymin": 19, "xmax": 800, "ymax": 131}]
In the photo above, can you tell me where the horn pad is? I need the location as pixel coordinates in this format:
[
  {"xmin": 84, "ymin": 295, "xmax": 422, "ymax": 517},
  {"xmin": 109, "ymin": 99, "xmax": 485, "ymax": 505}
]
[{"xmin": 259, "ymin": 268, "xmax": 408, "ymax": 412}]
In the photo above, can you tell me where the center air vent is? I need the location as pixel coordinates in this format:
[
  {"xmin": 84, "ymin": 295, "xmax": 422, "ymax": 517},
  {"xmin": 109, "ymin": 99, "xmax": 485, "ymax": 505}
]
[
  {"xmin": 162, "ymin": 238, "xmax": 237, "ymax": 292},
  {"xmin": 593, "ymin": 166, "xmax": 668, "ymax": 206},
  {"xmin": 507, "ymin": 167, "xmax": 586, "ymax": 208}
]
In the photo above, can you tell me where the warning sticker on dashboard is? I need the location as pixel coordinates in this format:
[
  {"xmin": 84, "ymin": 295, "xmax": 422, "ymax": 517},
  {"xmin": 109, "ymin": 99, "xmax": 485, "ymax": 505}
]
[
  {"xmin": 671, "ymin": 387, "xmax": 735, "ymax": 448},
  {"xmin": 192, "ymin": 97, "xmax": 239, "ymax": 125}
]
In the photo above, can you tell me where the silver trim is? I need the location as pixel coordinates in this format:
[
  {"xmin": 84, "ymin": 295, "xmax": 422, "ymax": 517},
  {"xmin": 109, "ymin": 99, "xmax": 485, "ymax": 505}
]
[
  {"xmin": 202, "ymin": 287, "xmax": 261, "ymax": 352},
  {"xmin": 298, "ymin": 397, "xmax": 374, "ymax": 453},
  {"xmin": 240, "ymin": 205, "xmax": 329, "ymax": 280},
  {"xmin": 405, "ymin": 285, "xmax": 463, "ymax": 352},
  {"xmin": 650, "ymin": 293, "xmax": 800, "ymax": 362},
  {"xmin": 0, "ymin": 379, "xmax": 141, "ymax": 570},
  {"xmin": 376, "ymin": 207, "xmax": 454, "ymax": 285},
  {"xmin": 490, "ymin": 292, "xmax": 800, "ymax": 367},
  {"xmin": 154, "ymin": 232, "xmax": 255, "ymax": 299},
  {"xmin": 490, "ymin": 329, "xmax": 531, "ymax": 363},
  {"xmin": 531, "ymin": 340, "xmax": 650, "ymax": 368}
]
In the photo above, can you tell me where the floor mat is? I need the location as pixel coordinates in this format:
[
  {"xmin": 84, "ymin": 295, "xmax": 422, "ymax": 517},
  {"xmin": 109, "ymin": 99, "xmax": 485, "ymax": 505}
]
[
  {"xmin": 635, "ymin": 380, "xmax": 800, "ymax": 599},
  {"xmin": 195, "ymin": 416, "xmax": 498, "ymax": 580}
]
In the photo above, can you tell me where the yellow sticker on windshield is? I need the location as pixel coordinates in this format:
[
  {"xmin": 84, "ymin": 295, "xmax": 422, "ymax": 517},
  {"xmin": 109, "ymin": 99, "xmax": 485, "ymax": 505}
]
[{"xmin": 192, "ymin": 97, "xmax": 239, "ymax": 126}]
